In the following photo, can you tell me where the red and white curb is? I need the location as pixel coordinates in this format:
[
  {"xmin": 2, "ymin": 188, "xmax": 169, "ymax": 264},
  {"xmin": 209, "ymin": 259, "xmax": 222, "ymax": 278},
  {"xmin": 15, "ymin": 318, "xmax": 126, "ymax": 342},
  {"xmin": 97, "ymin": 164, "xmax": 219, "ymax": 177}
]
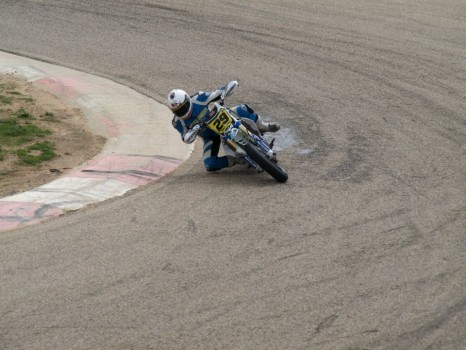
[{"xmin": 0, "ymin": 51, "xmax": 192, "ymax": 232}]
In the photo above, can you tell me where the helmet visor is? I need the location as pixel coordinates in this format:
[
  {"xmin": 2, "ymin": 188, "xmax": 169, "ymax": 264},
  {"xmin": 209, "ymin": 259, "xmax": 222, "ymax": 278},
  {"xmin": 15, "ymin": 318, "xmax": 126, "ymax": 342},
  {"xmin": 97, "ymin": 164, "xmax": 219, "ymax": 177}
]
[{"xmin": 172, "ymin": 98, "xmax": 191, "ymax": 118}]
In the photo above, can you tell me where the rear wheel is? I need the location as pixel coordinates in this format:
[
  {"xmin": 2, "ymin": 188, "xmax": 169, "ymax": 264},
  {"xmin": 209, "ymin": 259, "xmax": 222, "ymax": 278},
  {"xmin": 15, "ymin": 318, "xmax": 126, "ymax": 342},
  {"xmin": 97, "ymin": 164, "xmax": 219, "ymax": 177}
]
[{"xmin": 243, "ymin": 142, "xmax": 288, "ymax": 183}]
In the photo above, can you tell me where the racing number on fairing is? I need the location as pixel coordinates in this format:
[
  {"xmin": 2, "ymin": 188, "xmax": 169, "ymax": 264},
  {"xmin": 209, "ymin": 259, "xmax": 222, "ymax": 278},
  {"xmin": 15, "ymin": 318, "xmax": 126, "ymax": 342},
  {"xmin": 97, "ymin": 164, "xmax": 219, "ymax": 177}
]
[
  {"xmin": 208, "ymin": 110, "xmax": 233, "ymax": 135},
  {"xmin": 212, "ymin": 113, "xmax": 229, "ymax": 130}
]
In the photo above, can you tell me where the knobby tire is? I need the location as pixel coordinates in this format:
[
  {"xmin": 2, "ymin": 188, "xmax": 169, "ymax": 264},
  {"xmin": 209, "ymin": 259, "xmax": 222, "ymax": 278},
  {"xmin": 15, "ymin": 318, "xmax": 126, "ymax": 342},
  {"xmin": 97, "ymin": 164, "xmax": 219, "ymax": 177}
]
[{"xmin": 244, "ymin": 142, "xmax": 288, "ymax": 183}]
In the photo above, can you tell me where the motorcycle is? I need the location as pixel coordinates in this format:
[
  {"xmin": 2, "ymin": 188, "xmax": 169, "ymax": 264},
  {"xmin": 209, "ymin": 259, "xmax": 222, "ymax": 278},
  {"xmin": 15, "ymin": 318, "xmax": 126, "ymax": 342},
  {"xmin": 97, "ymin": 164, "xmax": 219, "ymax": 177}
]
[{"xmin": 186, "ymin": 82, "xmax": 288, "ymax": 183}]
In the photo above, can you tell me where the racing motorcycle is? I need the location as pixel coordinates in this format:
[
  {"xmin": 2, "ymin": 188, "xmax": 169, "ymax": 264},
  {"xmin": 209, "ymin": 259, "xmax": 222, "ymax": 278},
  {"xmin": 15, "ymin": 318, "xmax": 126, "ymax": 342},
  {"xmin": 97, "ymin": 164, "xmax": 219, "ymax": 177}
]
[{"xmin": 186, "ymin": 82, "xmax": 288, "ymax": 183}]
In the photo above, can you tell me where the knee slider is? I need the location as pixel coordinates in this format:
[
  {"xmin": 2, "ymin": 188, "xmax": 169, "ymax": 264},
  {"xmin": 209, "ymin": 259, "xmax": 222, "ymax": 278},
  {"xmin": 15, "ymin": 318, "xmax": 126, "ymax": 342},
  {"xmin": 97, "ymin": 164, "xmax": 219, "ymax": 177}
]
[
  {"xmin": 204, "ymin": 157, "xmax": 219, "ymax": 172},
  {"xmin": 235, "ymin": 104, "xmax": 258, "ymax": 122}
]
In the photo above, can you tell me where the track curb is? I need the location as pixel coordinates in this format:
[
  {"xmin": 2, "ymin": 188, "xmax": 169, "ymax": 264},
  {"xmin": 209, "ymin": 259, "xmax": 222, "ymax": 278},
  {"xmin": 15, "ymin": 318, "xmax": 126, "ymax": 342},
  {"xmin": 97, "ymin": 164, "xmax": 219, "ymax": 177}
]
[{"xmin": 0, "ymin": 51, "xmax": 192, "ymax": 233}]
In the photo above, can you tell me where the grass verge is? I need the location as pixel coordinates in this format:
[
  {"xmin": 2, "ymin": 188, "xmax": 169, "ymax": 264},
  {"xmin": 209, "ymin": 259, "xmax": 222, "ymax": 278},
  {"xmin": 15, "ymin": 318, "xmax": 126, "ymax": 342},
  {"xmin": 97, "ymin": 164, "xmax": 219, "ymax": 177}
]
[{"xmin": 0, "ymin": 83, "xmax": 57, "ymax": 166}]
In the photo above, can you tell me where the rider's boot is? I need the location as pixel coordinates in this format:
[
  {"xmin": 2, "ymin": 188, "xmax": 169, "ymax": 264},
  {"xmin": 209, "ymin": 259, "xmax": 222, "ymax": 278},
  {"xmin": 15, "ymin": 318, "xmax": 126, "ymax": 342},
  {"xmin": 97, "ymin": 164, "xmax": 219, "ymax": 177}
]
[
  {"xmin": 228, "ymin": 155, "xmax": 244, "ymax": 167},
  {"xmin": 228, "ymin": 155, "xmax": 263, "ymax": 172},
  {"xmin": 256, "ymin": 115, "xmax": 280, "ymax": 133}
]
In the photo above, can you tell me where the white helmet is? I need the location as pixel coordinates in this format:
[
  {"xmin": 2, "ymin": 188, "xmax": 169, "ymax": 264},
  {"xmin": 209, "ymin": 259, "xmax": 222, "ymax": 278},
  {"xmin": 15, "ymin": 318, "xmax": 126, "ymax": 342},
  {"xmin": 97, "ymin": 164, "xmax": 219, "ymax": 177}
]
[{"xmin": 167, "ymin": 89, "xmax": 192, "ymax": 119}]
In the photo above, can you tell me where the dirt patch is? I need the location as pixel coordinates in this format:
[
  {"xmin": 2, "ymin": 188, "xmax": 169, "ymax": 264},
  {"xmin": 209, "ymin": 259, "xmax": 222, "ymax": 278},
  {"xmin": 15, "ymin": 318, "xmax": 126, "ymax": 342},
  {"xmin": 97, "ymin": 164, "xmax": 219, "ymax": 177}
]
[{"xmin": 0, "ymin": 74, "xmax": 105, "ymax": 197}]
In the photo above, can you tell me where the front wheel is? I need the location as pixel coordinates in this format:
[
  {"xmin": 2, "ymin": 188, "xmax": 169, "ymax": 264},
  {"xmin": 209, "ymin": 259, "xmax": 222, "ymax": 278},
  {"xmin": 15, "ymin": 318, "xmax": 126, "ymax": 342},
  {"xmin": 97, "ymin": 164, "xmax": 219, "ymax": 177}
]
[{"xmin": 243, "ymin": 142, "xmax": 288, "ymax": 183}]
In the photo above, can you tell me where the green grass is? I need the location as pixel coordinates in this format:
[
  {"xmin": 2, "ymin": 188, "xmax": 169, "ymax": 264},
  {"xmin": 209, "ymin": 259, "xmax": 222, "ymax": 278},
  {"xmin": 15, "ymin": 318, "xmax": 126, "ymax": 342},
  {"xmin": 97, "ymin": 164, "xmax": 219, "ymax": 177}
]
[
  {"xmin": 0, "ymin": 81, "xmax": 58, "ymax": 167},
  {"xmin": 0, "ymin": 115, "xmax": 55, "ymax": 166},
  {"xmin": 0, "ymin": 117, "xmax": 51, "ymax": 146},
  {"xmin": 0, "ymin": 94, "xmax": 12, "ymax": 104},
  {"xmin": 14, "ymin": 108, "xmax": 34, "ymax": 119},
  {"xmin": 15, "ymin": 141, "xmax": 56, "ymax": 165},
  {"xmin": 0, "ymin": 147, "xmax": 6, "ymax": 161}
]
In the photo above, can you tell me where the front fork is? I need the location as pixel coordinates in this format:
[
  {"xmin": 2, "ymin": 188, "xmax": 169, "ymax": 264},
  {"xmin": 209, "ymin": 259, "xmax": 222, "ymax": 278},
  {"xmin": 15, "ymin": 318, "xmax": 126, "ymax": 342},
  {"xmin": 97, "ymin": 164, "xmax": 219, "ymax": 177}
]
[{"xmin": 252, "ymin": 134, "xmax": 277, "ymax": 161}]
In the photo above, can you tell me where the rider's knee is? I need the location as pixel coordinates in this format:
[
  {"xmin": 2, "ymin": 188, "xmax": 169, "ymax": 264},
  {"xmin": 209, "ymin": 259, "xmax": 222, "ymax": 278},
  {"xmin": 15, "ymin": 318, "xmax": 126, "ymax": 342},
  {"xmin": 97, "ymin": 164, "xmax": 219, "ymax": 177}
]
[
  {"xmin": 234, "ymin": 104, "xmax": 258, "ymax": 122},
  {"xmin": 204, "ymin": 157, "xmax": 220, "ymax": 172},
  {"xmin": 243, "ymin": 104, "xmax": 255, "ymax": 114}
]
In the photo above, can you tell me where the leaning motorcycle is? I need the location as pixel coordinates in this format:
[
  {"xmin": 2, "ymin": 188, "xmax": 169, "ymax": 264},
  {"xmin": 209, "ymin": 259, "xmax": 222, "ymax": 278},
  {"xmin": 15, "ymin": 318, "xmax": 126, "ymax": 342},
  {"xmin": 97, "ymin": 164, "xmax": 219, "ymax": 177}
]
[{"xmin": 193, "ymin": 83, "xmax": 288, "ymax": 183}]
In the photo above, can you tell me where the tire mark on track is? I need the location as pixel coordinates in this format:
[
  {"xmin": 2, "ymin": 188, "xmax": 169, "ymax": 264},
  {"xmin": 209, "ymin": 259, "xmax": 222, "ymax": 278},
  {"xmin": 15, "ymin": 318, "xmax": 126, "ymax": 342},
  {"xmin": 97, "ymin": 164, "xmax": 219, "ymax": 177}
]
[
  {"xmin": 390, "ymin": 297, "xmax": 466, "ymax": 349},
  {"xmin": 315, "ymin": 314, "xmax": 338, "ymax": 333}
]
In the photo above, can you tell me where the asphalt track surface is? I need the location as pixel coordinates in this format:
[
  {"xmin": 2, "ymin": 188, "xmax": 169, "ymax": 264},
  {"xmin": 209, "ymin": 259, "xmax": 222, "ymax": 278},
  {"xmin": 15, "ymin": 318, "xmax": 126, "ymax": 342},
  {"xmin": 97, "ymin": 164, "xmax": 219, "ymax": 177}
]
[{"xmin": 1, "ymin": 1, "xmax": 465, "ymax": 349}]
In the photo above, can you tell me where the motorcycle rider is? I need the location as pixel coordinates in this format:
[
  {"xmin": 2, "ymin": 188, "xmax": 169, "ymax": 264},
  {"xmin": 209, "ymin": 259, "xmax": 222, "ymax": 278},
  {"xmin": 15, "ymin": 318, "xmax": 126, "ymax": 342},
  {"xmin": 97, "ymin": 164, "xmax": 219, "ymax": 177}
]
[{"xmin": 168, "ymin": 81, "xmax": 280, "ymax": 171}]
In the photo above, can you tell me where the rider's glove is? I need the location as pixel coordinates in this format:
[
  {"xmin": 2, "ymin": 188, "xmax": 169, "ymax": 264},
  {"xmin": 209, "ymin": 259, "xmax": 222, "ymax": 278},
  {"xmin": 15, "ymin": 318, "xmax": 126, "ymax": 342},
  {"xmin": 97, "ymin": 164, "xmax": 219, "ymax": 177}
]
[
  {"xmin": 220, "ymin": 80, "xmax": 239, "ymax": 104},
  {"xmin": 183, "ymin": 124, "xmax": 200, "ymax": 144}
]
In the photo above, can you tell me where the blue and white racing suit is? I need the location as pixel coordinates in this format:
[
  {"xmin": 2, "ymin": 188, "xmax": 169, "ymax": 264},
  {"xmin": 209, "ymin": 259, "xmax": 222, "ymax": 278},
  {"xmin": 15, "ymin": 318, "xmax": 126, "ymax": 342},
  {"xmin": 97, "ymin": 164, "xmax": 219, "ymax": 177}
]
[{"xmin": 172, "ymin": 84, "xmax": 260, "ymax": 171}]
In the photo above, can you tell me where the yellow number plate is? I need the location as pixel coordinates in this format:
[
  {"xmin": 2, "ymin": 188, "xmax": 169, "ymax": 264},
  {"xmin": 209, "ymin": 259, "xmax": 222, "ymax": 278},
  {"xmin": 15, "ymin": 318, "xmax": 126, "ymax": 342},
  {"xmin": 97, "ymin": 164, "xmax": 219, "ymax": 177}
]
[{"xmin": 207, "ymin": 110, "xmax": 234, "ymax": 135}]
